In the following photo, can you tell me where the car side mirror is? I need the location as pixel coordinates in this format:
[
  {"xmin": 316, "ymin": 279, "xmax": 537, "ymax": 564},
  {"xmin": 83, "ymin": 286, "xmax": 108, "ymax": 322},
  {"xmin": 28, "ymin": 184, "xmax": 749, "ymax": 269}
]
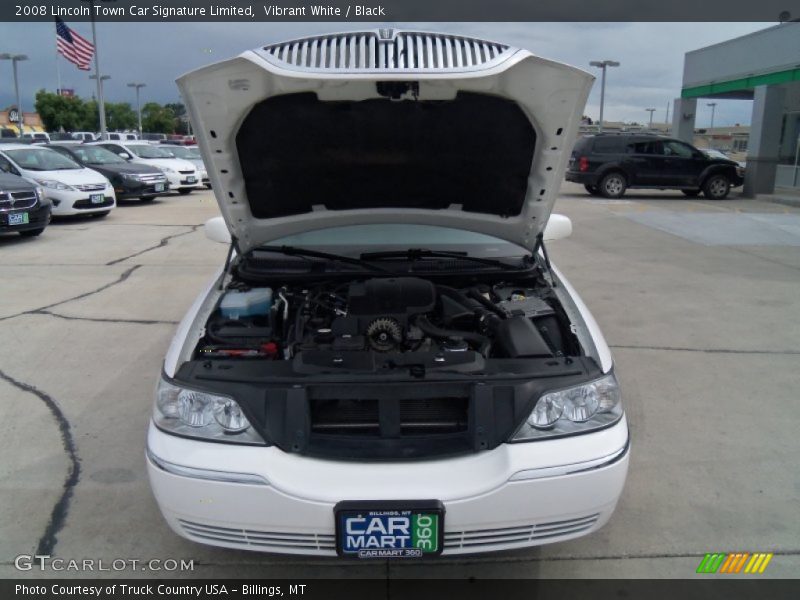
[
  {"xmin": 118, "ymin": 152, "xmax": 131, "ymax": 159},
  {"xmin": 205, "ymin": 216, "xmax": 232, "ymax": 244},
  {"xmin": 544, "ymin": 214, "xmax": 572, "ymax": 241}
]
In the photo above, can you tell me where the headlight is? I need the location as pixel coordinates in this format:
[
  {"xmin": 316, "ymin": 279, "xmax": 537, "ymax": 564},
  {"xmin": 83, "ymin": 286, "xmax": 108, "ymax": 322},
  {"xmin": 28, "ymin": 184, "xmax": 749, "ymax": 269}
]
[
  {"xmin": 154, "ymin": 377, "xmax": 265, "ymax": 444},
  {"xmin": 34, "ymin": 187, "xmax": 48, "ymax": 203},
  {"xmin": 512, "ymin": 372, "xmax": 623, "ymax": 441},
  {"xmin": 160, "ymin": 166, "xmax": 176, "ymax": 174},
  {"xmin": 35, "ymin": 179, "xmax": 76, "ymax": 191}
]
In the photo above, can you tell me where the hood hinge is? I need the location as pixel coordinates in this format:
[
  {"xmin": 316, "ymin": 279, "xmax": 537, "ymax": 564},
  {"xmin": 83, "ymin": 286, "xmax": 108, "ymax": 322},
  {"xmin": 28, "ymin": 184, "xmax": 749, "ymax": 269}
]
[
  {"xmin": 534, "ymin": 233, "xmax": 557, "ymax": 288},
  {"xmin": 219, "ymin": 236, "xmax": 239, "ymax": 290}
]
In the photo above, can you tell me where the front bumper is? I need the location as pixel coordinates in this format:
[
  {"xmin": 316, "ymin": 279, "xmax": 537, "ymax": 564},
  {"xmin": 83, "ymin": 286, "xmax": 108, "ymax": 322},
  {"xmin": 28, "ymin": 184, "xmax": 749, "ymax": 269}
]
[
  {"xmin": 0, "ymin": 202, "xmax": 51, "ymax": 233},
  {"xmin": 146, "ymin": 417, "xmax": 629, "ymax": 556},
  {"xmin": 565, "ymin": 171, "xmax": 595, "ymax": 185},
  {"xmin": 46, "ymin": 188, "xmax": 116, "ymax": 215},
  {"xmin": 161, "ymin": 171, "xmax": 200, "ymax": 191},
  {"xmin": 115, "ymin": 179, "xmax": 169, "ymax": 199}
]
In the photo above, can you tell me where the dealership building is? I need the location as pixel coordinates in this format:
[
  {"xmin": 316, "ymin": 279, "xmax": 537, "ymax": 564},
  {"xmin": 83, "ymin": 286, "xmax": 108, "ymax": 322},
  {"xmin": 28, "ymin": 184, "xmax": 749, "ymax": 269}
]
[{"xmin": 672, "ymin": 22, "xmax": 800, "ymax": 195}]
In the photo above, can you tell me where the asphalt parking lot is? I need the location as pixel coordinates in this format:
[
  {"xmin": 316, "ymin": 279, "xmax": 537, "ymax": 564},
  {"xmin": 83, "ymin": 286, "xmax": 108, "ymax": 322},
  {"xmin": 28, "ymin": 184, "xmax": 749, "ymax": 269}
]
[{"xmin": 1, "ymin": 183, "xmax": 798, "ymax": 579}]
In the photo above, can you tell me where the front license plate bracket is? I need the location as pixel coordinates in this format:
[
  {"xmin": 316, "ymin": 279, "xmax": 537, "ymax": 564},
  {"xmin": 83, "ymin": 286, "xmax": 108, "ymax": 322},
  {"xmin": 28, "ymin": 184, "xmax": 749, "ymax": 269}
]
[{"xmin": 335, "ymin": 500, "xmax": 445, "ymax": 559}]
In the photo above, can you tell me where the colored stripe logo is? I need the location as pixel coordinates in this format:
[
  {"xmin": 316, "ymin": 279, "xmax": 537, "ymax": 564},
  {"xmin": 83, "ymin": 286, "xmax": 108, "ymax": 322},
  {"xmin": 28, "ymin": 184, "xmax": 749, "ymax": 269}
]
[{"xmin": 697, "ymin": 552, "xmax": 773, "ymax": 574}]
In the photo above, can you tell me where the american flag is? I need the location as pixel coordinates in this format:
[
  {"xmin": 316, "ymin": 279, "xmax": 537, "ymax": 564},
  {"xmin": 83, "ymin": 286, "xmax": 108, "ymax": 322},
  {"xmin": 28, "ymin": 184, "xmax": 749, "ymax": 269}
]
[{"xmin": 55, "ymin": 17, "xmax": 94, "ymax": 71}]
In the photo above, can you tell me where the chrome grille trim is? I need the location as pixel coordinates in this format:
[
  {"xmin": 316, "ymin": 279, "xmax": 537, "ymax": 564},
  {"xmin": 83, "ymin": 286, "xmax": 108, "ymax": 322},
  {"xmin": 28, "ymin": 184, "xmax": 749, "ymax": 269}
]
[
  {"xmin": 134, "ymin": 172, "xmax": 167, "ymax": 183},
  {"xmin": 178, "ymin": 519, "xmax": 336, "ymax": 551},
  {"xmin": 74, "ymin": 183, "xmax": 107, "ymax": 192},
  {"xmin": 444, "ymin": 514, "xmax": 600, "ymax": 549},
  {"xmin": 0, "ymin": 191, "xmax": 37, "ymax": 211},
  {"xmin": 261, "ymin": 31, "xmax": 512, "ymax": 73}
]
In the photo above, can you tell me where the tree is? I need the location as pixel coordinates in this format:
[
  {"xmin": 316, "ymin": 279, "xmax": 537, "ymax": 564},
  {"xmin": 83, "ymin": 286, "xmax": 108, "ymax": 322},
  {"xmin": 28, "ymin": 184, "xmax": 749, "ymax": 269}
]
[
  {"xmin": 35, "ymin": 90, "xmax": 91, "ymax": 131},
  {"xmin": 141, "ymin": 102, "xmax": 176, "ymax": 133},
  {"xmin": 165, "ymin": 102, "xmax": 189, "ymax": 134},
  {"xmin": 105, "ymin": 102, "xmax": 137, "ymax": 131},
  {"xmin": 82, "ymin": 99, "xmax": 99, "ymax": 131}
]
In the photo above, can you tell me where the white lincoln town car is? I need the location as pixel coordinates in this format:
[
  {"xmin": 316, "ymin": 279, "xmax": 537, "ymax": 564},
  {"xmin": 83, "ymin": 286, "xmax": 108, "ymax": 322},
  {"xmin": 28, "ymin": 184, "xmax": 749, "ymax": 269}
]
[{"xmin": 146, "ymin": 30, "xmax": 630, "ymax": 558}]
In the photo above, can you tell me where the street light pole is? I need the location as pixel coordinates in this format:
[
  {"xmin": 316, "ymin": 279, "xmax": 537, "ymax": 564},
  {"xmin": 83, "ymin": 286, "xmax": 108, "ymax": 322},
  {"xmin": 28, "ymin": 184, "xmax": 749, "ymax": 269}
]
[
  {"xmin": 127, "ymin": 82, "xmax": 146, "ymax": 136},
  {"xmin": 81, "ymin": 0, "xmax": 115, "ymax": 139},
  {"xmin": 646, "ymin": 108, "xmax": 656, "ymax": 129},
  {"xmin": 707, "ymin": 102, "xmax": 717, "ymax": 130},
  {"xmin": 0, "ymin": 54, "xmax": 29, "ymax": 136},
  {"xmin": 89, "ymin": 74, "xmax": 110, "ymax": 132},
  {"xmin": 589, "ymin": 60, "xmax": 620, "ymax": 133}
]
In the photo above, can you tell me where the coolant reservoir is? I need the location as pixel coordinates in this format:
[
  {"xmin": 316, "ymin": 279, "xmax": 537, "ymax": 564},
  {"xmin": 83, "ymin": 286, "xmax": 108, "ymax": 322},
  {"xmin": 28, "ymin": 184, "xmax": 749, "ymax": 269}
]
[{"xmin": 219, "ymin": 288, "xmax": 272, "ymax": 319}]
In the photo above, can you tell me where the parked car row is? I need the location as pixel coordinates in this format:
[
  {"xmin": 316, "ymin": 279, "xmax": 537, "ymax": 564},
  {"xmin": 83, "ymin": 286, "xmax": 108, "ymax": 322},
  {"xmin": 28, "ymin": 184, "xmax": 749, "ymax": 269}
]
[
  {"xmin": 0, "ymin": 140, "xmax": 207, "ymax": 239},
  {"xmin": 13, "ymin": 130, "xmax": 198, "ymax": 144}
]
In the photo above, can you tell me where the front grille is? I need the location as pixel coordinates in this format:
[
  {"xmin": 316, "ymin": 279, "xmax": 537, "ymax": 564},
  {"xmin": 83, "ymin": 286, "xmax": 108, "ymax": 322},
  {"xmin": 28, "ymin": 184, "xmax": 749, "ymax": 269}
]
[
  {"xmin": 134, "ymin": 172, "xmax": 167, "ymax": 183},
  {"xmin": 74, "ymin": 183, "xmax": 107, "ymax": 192},
  {"xmin": 72, "ymin": 197, "xmax": 114, "ymax": 209},
  {"xmin": 0, "ymin": 191, "xmax": 37, "ymax": 211},
  {"xmin": 262, "ymin": 31, "xmax": 512, "ymax": 72},
  {"xmin": 444, "ymin": 514, "xmax": 600, "ymax": 550},
  {"xmin": 310, "ymin": 397, "xmax": 469, "ymax": 436},
  {"xmin": 178, "ymin": 170, "xmax": 194, "ymax": 175},
  {"xmin": 178, "ymin": 519, "xmax": 335, "ymax": 552}
]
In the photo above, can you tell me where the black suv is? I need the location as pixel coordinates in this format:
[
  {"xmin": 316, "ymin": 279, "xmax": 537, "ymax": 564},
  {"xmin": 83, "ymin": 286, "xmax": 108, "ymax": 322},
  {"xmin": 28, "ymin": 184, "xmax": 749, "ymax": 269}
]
[{"xmin": 566, "ymin": 134, "xmax": 744, "ymax": 199}]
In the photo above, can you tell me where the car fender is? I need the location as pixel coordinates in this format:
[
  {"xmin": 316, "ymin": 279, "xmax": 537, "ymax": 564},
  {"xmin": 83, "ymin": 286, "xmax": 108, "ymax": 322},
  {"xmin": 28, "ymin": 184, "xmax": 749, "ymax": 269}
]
[
  {"xmin": 699, "ymin": 163, "xmax": 737, "ymax": 185},
  {"xmin": 595, "ymin": 162, "xmax": 633, "ymax": 184}
]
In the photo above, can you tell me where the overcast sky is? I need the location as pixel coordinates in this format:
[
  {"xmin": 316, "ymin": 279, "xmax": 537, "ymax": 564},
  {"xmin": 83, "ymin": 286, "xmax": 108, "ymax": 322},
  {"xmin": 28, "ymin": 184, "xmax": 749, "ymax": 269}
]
[{"xmin": 0, "ymin": 21, "xmax": 770, "ymax": 127}]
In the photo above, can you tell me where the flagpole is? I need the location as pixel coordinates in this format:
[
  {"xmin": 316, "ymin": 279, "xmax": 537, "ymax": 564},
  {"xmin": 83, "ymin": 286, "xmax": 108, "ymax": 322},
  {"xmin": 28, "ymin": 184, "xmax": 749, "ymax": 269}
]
[
  {"xmin": 54, "ymin": 19, "xmax": 62, "ymax": 94},
  {"xmin": 83, "ymin": 0, "xmax": 107, "ymax": 139}
]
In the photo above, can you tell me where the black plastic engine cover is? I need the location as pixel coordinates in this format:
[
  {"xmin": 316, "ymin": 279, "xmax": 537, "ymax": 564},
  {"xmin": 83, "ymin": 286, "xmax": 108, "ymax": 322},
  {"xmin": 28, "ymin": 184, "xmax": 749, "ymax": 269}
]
[
  {"xmin": 494, "ymin": 316, "xmax": 554, "ymax": 358},
  {"xmin": 347, "ymin": 278, "xmax": 436, "ymax": 327}
]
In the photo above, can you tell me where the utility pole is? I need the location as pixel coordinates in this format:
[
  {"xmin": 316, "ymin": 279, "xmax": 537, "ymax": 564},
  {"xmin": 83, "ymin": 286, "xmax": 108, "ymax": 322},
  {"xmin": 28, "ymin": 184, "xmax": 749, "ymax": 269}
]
[
  {"xmin": 589, "ymin": 60, "xmax": 620, "ymax": 133},
  {"xmin": 127, "ymin": 82, "xmax": 146, "ymax": 136},
  {"xmin": 646, "ymin": 108, "xmax": 656, "ymax": 129},
  {"xmin": 0, "ymin": 54, "xmax": 28, "ymax": 136},
  {"xmin": 707, "ymin": 102, "xmax": 717, "ymax": 130}
]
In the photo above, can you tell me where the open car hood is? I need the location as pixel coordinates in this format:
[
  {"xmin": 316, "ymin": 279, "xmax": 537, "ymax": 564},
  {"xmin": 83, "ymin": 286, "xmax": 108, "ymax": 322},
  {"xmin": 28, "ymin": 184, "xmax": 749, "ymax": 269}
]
[{"xmin": 177, "ymin": 30, "xmax": 593, "ymax": 254}]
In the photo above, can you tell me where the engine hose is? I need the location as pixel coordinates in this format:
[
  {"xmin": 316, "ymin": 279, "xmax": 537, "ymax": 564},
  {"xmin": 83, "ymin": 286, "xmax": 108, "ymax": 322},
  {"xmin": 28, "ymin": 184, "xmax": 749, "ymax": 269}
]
[
  {"xmin": 414, "ymin": 315, "xmax": 491, "ymax": 356},
  {"xmin": 467, "ymin": 287, "xmax": 507, "ymax": 319}
]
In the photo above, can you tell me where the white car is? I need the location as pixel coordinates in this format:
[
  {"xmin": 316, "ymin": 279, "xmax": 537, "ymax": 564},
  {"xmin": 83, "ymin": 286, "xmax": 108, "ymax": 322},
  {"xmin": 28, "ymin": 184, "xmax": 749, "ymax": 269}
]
[
  {"xmin": 72, "ymin": 131, "xmax": 98, "ymax": 142},
  {"xmin": 147, "ymin": 30, "xmax": 629, "ymax": 559},
  {"xmin": 91, "ymin": 141, "xmax": 201, "ymax": 194},
  {"xmin": 0, "ymin": 144, "xmax": 115, "ymax": 216},
  {"xmin": 21, "ymin": 131, "xmax": 51, "ymax": 143},
  {"xmin": 161, "ymin": 145, "xmax": 210, "ymax": 188}
]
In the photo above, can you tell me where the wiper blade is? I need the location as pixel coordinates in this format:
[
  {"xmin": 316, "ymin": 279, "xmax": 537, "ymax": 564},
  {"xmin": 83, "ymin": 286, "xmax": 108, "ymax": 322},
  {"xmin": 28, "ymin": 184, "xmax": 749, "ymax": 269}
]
[
  {"xmin": 254, "ymin": 245, "xmax": 393, "ymax": 273},
  {"xmin": 359, "ymin": 248, "xmax": 528, "ymax": 270}
]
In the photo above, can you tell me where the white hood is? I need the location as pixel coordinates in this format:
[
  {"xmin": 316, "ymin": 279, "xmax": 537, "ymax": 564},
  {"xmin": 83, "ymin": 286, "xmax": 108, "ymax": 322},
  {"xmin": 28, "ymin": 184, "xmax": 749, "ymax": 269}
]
[
  {"xmin": 27, "ymin": 167, "xmax": 109, "ymax": 186},
  {"xmin": 177, "ymin": 30, "xmax": 593, "ymax": 254}
]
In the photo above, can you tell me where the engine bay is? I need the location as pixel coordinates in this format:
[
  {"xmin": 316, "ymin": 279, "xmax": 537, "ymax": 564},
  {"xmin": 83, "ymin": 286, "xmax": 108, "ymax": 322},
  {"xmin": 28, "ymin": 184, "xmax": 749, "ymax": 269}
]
[{"xmin": 195, "ymin": 274, "xmax": 581, "ymax": 372}]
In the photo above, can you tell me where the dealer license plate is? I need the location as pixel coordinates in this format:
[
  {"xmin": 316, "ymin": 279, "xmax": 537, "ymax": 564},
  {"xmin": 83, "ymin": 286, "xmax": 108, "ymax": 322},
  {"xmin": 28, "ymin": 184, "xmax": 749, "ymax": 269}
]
[
  {"xmin": 186, "ymin": 176, "xmax": 197, "ymax": 183},
  {"xmin": 154, "ymin": 183, "xmax": 165, "ymax": 192},
  {"xmin": 90, "ymin": 193, "xmax": 104, "ymax": 204},
  {"xmin": 335, "ymin": 500, "xmax": 444, "ymax": 558},
  {"xmin": 9, "ymin": 212, "xmax": 29, "ymax": 226}
]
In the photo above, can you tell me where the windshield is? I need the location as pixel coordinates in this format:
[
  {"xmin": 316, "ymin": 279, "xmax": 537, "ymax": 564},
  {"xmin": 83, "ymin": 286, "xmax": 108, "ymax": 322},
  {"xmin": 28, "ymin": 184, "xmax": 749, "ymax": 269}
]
[
  {"xmin": 4, "ymin": 148, "xmax": 82, "ymax": 171},
  {"xmin": 127, "ymin": 144, "xmax": 173, "ymax": 159},
  {"xmin": 71, "ymin": 145, "xmax": 126, "ymax": 165},
  {"xmin": 266, "ymin": 224, "xmax": 528, "ymax": 259}
]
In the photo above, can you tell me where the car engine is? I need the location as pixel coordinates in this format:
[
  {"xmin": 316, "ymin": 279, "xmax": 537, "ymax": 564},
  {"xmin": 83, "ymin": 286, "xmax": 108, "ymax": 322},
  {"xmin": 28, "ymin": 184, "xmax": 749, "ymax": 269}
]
[{"xmin": 196, "ymin": 277, "xmax": 575, "ymax": 365}]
